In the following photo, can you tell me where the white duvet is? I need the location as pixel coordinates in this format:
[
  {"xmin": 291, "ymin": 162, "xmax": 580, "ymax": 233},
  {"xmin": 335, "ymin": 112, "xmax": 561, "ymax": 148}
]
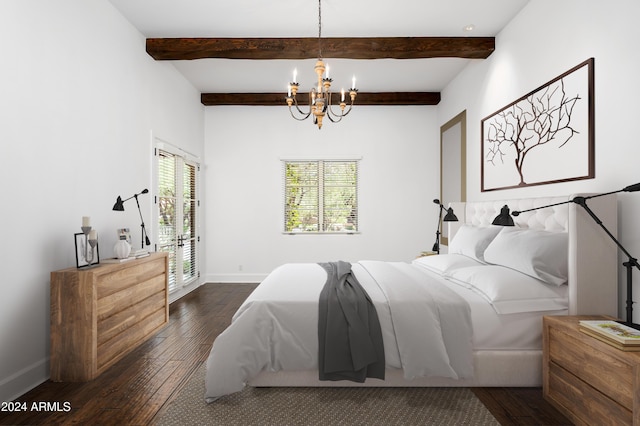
[{"xmin": 204, "ymin": 261, "xmax": 474, "ymax": 402}]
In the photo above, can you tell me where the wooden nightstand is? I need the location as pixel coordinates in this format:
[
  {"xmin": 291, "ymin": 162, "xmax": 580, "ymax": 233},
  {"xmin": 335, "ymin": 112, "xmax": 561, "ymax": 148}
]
[{"xmin": 543, "ymin": 315, "xmax": 640, "ymax": 425}]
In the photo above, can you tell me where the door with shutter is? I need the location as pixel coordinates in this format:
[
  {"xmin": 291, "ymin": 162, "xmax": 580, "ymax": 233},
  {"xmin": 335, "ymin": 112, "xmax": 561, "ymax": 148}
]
[{"xmin": 156, "ymin": 147, "xmax": 199, "ymax": 293}]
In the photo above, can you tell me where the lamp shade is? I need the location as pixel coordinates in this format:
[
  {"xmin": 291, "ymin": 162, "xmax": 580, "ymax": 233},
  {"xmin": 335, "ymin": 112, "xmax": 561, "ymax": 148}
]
[
  {"xmin": 492, "ymin": 205, "xmax": 515, "ymax": 226},
  {"xmin": 443, "ymin": 208, "xmax": 458, "ymax": 222},
  {"xmin": 112, "ymin": 196, "xmax": 125, "ymax": 211}
]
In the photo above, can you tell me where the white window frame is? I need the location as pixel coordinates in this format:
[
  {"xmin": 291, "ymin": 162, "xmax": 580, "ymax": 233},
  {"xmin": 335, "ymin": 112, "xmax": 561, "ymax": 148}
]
[
  {"xmin": 282, "ymin": 158, "xmax": 360, "ymax": 235},
  {"xmin": 153, "ymin": 139, "xmax": 201, "ymax": 300}
]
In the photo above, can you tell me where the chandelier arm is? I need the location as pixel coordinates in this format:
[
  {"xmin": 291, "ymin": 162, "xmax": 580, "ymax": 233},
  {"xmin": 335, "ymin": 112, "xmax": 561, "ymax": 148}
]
[
  {"xmin": 325, "ymin": 112, "xmax": 342, "ymax": 123},
  {"xmin": 288, "ymin": 106, "xmax": 312, "ymax": 121},
  {"xmin": 325, "ymin": 97, "xmax": 355, "ymax": 119},
  {"xmin": 325, "ymin": 103, "xmax": 345, "ymax": 122},
  {"xmin": 338, "ymin": 105, "xmax": 355, "ymax": 117},
  {"xmin": 291, "ymin": 96, "xmax": 315, "ymax": 117}
]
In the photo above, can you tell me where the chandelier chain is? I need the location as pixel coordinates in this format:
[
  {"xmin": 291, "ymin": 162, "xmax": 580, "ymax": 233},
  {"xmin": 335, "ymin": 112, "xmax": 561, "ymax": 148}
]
[{"xmin": 318, "ymin": 0, "xmax": 322, "ymax": 59}]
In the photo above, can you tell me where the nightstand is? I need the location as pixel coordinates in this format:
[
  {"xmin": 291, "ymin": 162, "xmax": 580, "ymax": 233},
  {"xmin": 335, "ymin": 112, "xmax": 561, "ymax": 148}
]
[{"xmin": 543, "ymin": 315, "xmax": 640, "ymax": 425}]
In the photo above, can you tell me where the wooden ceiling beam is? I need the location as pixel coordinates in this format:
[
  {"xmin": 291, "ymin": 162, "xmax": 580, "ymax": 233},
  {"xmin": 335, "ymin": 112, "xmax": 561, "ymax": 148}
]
[
  {"xmin": 147, "ymin": 37, "xmax": 494, "ymax": 61},
  {"xmin": 201, "ymin": 92, "xmax": 441, "ymax": 106}
]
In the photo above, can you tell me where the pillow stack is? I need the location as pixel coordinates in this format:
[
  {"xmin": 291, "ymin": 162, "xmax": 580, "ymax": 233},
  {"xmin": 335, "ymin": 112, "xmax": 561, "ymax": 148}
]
[
  {"xmin": 412, "ymin": 224, "xmax": 570, "ymax": 314},
  {"xmin": 447, "ymin": 224, "xmax": 568, "ymax": 286}
]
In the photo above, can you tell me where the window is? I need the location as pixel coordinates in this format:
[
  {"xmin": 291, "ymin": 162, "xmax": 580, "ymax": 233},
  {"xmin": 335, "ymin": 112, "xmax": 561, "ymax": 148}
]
[{"xmin": 283, "ymin": 160, "xmax": 358, "ymax": 233}]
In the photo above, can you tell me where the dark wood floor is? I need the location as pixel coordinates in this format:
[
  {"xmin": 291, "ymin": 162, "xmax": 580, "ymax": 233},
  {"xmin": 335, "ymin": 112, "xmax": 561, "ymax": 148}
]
[{"xmin": 0, "ymin": 283, "xmax": 572, "ymax": 425}]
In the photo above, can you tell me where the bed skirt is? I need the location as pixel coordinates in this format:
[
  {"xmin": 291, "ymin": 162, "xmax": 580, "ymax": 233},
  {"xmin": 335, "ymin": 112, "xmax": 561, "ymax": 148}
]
[{"xmin": 248, "ymin": 350, "xmax": 542, "ymax": 388}]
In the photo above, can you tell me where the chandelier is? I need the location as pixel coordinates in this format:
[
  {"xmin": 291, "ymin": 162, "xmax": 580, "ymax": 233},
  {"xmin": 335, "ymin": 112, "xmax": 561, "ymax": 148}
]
[{"xmin": 285, "ymin": 0, "xmax": 358, "ymax": 130}]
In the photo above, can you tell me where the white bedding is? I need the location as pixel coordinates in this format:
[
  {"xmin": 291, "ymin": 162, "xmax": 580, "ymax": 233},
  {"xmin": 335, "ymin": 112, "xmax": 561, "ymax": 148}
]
[
  {"xmin": 204, "ymin": 254, "xmax": 571, "ymax": 401},
  {"xmin": 204, "ymin": 260, "xmax": 476, "ymax": 402}
]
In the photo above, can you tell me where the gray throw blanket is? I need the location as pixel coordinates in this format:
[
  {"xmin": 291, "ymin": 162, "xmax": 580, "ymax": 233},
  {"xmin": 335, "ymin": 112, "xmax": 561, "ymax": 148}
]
[{"xmin": 317, "ymin": 261, "xmax": 385, "ymax": 382}]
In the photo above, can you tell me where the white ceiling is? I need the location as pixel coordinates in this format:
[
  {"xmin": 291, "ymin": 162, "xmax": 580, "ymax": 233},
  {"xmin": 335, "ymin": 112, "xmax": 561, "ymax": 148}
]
[{"xmin": 108, "ymin": 0, "xmax": 530, "ymax": 94}]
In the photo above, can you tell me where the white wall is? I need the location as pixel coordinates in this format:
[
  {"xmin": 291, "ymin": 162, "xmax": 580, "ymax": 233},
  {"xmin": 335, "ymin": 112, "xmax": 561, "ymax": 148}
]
[
  {"xmin": 438, "ymin": 0, "xmax": 640, "ymax": 321},
  {"xmin": 204, "ymin": 106, "xmax": 440, "ymax": 281},
  {"xmin": 0, "ymin": 0, "xmax": 204, "ymax": 402}
]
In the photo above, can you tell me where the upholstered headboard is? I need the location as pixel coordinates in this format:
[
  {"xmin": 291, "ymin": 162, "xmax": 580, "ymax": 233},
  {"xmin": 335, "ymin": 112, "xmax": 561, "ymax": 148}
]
[{"xmin": 448, "ymin": 194, "xmax": 619, "ymax": 317}]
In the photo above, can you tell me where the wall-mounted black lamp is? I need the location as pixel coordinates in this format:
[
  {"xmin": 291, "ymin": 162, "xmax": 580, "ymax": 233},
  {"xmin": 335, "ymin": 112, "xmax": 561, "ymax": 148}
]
[
  {"xmin": 491, "ymin": 205, "xmax": 515, "ymax": 226},
  {"xmin": 432, "ymin": 199, "xmax": 459, "ymax": 254}
]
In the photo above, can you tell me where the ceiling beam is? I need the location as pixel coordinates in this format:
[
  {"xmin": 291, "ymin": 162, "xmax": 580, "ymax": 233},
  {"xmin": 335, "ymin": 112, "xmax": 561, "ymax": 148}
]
[
  {"xmin": 201, "ymin": 92, "xmax": 441, "ymax": 106},
  {"xmin": 147, "ymin": 37, "xmax": 494, "ymax": 61}
]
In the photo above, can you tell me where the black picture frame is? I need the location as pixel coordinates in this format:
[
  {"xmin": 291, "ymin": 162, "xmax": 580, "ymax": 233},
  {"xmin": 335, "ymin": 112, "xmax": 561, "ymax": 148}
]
[
  {"xmin": 75, "ymin": 232, "xmax": 100, "ymax": 268},
  {"xmin": 481, "ymin": 58, "xmax": 595, "ymax": 192}
]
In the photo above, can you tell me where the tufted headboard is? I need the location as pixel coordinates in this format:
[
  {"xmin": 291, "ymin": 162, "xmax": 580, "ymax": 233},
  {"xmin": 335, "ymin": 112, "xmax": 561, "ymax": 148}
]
[{"xmin": 447, "ymin": 194, "xmax": 619, "ymax": 317}]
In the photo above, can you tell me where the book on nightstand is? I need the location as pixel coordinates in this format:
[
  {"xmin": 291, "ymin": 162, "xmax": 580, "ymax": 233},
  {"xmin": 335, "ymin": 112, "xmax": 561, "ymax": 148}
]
[
  {"xmin": 417, "ymin": 251, "xmax": 437, "ymax": 257},
  {"xmin": 579, "ymin": 320, "xmax": 640, "ymax": 351}
]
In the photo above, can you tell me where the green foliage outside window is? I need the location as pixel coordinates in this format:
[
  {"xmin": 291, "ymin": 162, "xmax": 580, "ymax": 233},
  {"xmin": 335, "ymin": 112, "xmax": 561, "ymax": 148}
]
[{"xmin": 284, "ymin": 160, "xmax": 358, "ymax": 233}]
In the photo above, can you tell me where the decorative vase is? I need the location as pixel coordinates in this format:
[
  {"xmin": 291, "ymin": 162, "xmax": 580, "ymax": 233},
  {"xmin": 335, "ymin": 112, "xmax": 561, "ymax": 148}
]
[{"xmin": 114, "ymin": 240, "xmax": 131, "ymax": 259}]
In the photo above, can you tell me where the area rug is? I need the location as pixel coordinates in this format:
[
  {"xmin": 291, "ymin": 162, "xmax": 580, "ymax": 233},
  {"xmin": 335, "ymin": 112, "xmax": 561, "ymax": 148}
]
[{"xmin": 156, "ymin": 364, "xmax": 499, "ymax": 425}]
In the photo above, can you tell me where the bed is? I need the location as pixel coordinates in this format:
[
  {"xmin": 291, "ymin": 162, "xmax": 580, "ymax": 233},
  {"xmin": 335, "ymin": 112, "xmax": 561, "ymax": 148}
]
[{"xmin": 204, "ymin": 194, "xmax": 618, "ymax": 402}]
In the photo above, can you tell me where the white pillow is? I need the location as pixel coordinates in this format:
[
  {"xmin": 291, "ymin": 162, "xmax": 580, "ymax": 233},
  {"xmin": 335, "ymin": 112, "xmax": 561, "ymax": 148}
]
[
  {"xmin": 412, "ymin": 254, "xmax": 483, "ymax": 277},
  {"xmin": 448, "ymin": 225, "xmax": 502, "ymax": 263},
  {"xmin": 483, "ymin": 227, "xmax": 568, "ymax": 286},
  {"xmin": 447, "ymin": 265, "xmax": 568, "ymax": 314}
]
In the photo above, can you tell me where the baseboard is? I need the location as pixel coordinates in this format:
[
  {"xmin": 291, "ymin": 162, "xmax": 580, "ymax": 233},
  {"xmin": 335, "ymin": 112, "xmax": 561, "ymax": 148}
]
[
  {"xmin": 0, "ymin": 357, "xmax": 49, "ymax": 403},
  {"xmin": 168, "ymin": 280, "xmax": 204, "ymax": 304},
  {"xmin": 204, "ymin": 273, "xmax": 266, "ymax": 283}
]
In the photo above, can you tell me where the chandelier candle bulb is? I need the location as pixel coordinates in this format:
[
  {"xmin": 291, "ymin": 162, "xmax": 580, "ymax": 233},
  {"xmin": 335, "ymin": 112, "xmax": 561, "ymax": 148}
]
[{"xmin": 293, "ymin": 68, "xmax": 297, "ymax": 84}]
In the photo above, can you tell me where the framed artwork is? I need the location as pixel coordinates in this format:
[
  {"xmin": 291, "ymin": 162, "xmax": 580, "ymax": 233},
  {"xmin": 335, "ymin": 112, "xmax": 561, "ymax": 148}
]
[
  {"xmin": 75, "ymin": 233, "xmax": 100, "ymax": 268},
  {"xmin": 481, "ymin": 58, "xmax": 594, "ymax": 192}
]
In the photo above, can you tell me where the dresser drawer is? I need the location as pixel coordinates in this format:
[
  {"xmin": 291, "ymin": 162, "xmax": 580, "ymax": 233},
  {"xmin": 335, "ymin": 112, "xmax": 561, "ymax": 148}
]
[
  {"xmin": 96, "ymin": 257, "xmax": 166, "ymax": 299},
  {"xmin": 97, "ymin": 307, "xmax": 167, "ymax": 371},
  {"xmin": 97, "ymin": 291, "xmax": 167, "ymax": 346},
  {"xmin": 97, "ymin": 274, "xmax": 166, "ymax": 321},
  {"xmin": 547, "ymin": 361, "xmax": 632, "ymax": 425},
  {"xmin": 548, "ymin": 326, "xmax": 633, "ymax": 409}
]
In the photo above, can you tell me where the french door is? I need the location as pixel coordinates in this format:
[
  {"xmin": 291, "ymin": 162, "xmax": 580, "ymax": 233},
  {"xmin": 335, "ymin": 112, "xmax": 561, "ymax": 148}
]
[{"xmin": 155, "ymin": 146, "xmax": 200, "ymax": 294}]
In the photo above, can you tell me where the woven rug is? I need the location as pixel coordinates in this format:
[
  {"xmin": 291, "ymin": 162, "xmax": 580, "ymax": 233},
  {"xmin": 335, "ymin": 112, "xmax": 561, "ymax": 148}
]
[{"xmin": 156, "ymin": 364, "xmax": 499, "ymax": 426}]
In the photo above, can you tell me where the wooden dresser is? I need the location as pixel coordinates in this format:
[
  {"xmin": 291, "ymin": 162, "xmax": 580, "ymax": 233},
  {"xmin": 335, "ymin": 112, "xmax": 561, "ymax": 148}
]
[
  {"xmin": 543, "ymin": 315, "xmax": 640, "ymax": 425},
  {"xmin": 50, "ymin": 252, "xmax": 169, "ymax": 381}
]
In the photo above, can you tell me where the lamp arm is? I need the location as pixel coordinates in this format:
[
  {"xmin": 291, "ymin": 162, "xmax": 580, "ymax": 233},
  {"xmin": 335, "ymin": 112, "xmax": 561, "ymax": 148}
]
[
  {"xmin": 432, "ymin": 205, "xmax": 444, "ymax": 254},
  {"xmin": 575, "ymin": 197, "xmax": 640, "ymax": 327},
  {"xmin": 119, "ymin": 194, "xmax": 136, "ymax": 203},
  {"xmin": 573, "ymin": 197, "xmax": 638, "ymax": 267},
  {"xmin": 513, "ymin": 185, "xmax": 638, "ymax": 216},
  {"xmin": 513, "ymin": 194, "xmax": 636, "ymax": 266},
  {"xmin": 133, "ymin": 194, "xmax": 151, "ymax": 248}
]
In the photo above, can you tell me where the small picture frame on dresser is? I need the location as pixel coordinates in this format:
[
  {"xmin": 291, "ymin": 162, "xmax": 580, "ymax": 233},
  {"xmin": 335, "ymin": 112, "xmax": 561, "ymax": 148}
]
[{"xmin": 74, "ymin": 233, "xmax": 100, "ymax": 268}]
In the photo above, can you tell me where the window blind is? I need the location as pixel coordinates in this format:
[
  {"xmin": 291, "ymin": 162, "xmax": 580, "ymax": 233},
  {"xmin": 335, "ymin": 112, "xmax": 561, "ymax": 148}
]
[
  {"xmin": 283, "ymin": 160, "xmax": 358, "ymax": 233},
  {"xmin": 182, "ymin": 162, "xmax": 197, "ymax": 284},
  {"xmin": 157, "ymin": 149, "xmax": 178, "ymax": 292}
]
